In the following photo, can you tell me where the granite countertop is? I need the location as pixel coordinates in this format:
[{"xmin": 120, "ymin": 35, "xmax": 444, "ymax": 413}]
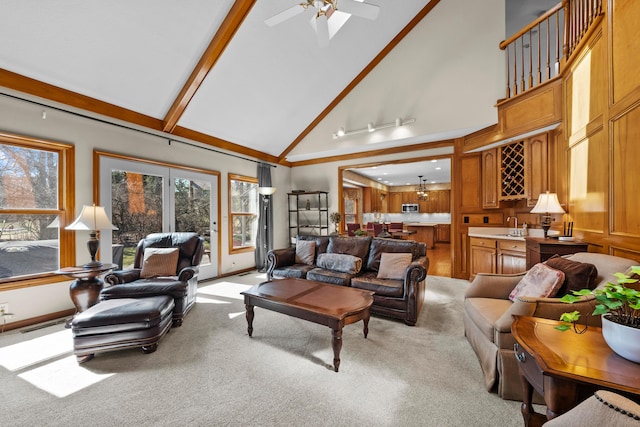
[{"xmin": 468, "ymin": 227, "xmax": 555, "ymax": 241}]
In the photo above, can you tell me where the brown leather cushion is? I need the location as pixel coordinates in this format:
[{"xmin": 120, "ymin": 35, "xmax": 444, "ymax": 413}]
[
  {"xmin": 295, "ymin": 240, "xmax": 316, "ymax": 265},
  {"xmin": 327, "ymin": 236, "xmax": 371, "ymax": 264},
  {"xmin": 545, "ymin": 254, "xmax": 598, "ymax": 295},
  {"xmin": 377, "ymin": 252, "xmax": 412, "ymax": 279}
]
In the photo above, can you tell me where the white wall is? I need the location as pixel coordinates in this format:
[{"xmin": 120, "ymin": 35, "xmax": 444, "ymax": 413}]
[{"xmin": 0, "ymin": 91, "xmax": 289, "ymax": 324}]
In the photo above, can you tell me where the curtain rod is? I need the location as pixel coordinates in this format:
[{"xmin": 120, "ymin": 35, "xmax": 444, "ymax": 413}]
[{"xmin": 0, "ymin": 91, "xmax": 277, "ymax": 168}]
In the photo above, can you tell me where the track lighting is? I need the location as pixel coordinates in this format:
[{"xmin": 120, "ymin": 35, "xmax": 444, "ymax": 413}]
[{"xmin": 332, "ymin": 117, "xmax": 415, "ymax": 139}]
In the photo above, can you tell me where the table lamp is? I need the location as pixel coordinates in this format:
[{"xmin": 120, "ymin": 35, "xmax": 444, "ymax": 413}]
[
  {"xmin": 530, "ymin": 192, "xmax": 565, "ymax": 238},
  {"xmin": 66, "ymin": 204, "xmax": 118, "ymax": 268}
]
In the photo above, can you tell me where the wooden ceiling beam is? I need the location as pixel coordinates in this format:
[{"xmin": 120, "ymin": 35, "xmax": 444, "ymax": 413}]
[
  {"xmin": 162, "ymin": 0, "xmax": 257, "ymax": 133},
  {"xmin": 277, "ymin": 0, "xmax": 442, "ymax": 164},
  {"xmin": 0, "ymin": 68, "xmax": 163, "ymax": 130}
]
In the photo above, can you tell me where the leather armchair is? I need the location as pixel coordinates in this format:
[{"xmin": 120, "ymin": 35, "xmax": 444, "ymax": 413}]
[
  {"xmin": 101, "ymin": 232, "xmax": 204, "ymax": 326},
  {"xmin": 463, "ymin": 252, "xmax": 637, "ymax": 400}
]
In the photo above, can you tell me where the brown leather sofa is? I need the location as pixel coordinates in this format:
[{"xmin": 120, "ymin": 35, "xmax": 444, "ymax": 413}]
[
  {"xmin": 463, "ymin": 252, "xmax": 637, "ymax": 401},
  {"xmin": 102, "ymin": 232, "xmax": 204, "ymax": 326},
  {"xmin": 267, "ymin": 236, "xmax": 429, "ymax": 326}
]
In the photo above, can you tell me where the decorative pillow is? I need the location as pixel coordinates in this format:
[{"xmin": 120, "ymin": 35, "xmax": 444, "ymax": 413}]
[
  {"xmin": 295, "ymin": 240, "xmax": 316, "ymax": 265},
  {"xmin": 509, "ymin": 263, "xmax": 565, "ymax": 301},
  {"xmin": 316, "ymin": 253, "xmax": 362, "ymax": 274},
  {"xmin": 140, "ymin": 247, "xmax": 179, "ymax": 278},
  {"xmin": 327, "ymin": 236, "xmax": 371, "ymax": 263},
  {"xmin": 545, "ymin": 254, "xmax": 598, "ymax": 295},
  {"xmin": 377, "ymin": 252, "xmax": 413, "ymax": 280},
  {"xmin": 366, "ymin": 238, "xmax": 419, "ymax": 271}
]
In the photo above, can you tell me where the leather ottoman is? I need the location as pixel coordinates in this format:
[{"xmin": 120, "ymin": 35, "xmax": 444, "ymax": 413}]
[{"xmin": 71, "ymin": 296, "xmax": 174, "ymax": 363}]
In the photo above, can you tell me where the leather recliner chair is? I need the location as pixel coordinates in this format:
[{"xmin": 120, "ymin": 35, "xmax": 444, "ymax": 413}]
[{"xmin": 101, "ymin": 232, "xmax": 204, "ymax": 326}]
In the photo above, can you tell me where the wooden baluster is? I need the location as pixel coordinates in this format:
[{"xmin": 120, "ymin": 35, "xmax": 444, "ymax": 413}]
[
  {"xmin": 505, "ymin": 46, "xmax": 511, "ymax": 98},
  {"xmin": 528, "ymin": 31, "xmax": 533, "ymax": 90},
  {"xmin": 520, "ymin": 37, "xmax": 525, "ymax": 94},
  {"xmin": 513, "ymin": 44, "xmax": 518, "ymax": 96}
]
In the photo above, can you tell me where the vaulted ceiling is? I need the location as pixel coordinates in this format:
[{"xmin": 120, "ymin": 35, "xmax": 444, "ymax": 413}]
[{"xmin": 0, "ymin": 0, "xmax": 524, "ymax": 167}]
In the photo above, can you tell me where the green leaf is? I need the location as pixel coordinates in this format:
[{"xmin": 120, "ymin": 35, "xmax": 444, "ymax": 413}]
[
  {"xmin": 555, "ymin": 324, "xmax": 572, "ymax": 332},
  {"xmin": 592, "ymin": 304, "xmax": 610, "ymax": 315},
  {"xmin": 560, "ymin": 294, "xmax": 582, "ymax": 303},
  {"xmin": 559, "ymin": 311, "xmax": 580, "ymax": 323}
]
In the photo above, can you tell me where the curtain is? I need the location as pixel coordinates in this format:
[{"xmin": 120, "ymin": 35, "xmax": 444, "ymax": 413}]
[{"xmin": 255, "ymin": 163, "xmax": 273, "ymax": 271}]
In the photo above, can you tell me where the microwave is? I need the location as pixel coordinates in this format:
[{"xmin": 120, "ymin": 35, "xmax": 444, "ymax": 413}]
[{"xmin": 402, "ymin": 203, "xmax": 419, "ymax": 213}]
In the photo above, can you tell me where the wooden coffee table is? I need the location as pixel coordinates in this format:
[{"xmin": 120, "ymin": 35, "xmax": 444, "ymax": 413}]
[{"xmin": 241, "ymin": 278, "xmax": 374, "ymax": 372}]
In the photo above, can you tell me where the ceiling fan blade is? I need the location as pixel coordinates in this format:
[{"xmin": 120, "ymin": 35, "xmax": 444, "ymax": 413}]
[
  {"xmin": 337, "ymin": 0, "xmax": 380, "ymax": 20},
  {"xmin": 265, "ymin": 4, "xmax": 307, "ymax": 27},
  {"xmin": 315, "ymin": 14, "xmax": 330, "ymax": 48}
]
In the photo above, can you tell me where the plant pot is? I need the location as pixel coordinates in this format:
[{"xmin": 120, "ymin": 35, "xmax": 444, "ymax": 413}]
[{"xmin": 601, "ymin": 315, "xmax": 640, "ymax": 364}]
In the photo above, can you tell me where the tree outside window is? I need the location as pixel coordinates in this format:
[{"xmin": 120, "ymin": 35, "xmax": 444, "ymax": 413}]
[
  {"xmin": 229, "ymin": 174, "xmax": 258, "ymax": 253},
  {"xmin": 0, "ymin": 135, "xmax": 74, "ymax": 284}
]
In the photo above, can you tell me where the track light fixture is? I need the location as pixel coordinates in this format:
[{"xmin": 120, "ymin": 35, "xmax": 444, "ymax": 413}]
[{"xmin": 332, "ymin": 117, "xmax": 415, "ymax": 139}]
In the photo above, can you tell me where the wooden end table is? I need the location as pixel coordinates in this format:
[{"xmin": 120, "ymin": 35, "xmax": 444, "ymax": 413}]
[
  {"xmin": 241, "ymin": 278, "xmax": 374, "ymax": 372},
  {"xmin": 56, "ymin": 263, "xmax": 117, "ymax": 327},
  {"xmin": 512, "ymin": 315, "xmax": 640, "ymax": 426}
]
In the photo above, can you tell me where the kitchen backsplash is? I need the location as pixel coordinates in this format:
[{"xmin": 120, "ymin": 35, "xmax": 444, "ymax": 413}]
[{"xmin": 362, "ymin": 212, "xmax": 451, "ymax": 224}]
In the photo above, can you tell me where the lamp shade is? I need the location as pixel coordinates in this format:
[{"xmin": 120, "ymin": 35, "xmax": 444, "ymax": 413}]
[
  {"xmin": 66, "ymin": 205, "xmax": 118, "ymax": 231},
  {"xmin": 258, "ymin": 187, "xmax": 277, "ymax": 196},
  {"xmin": 530, "ymin": 192, "xmax": 565, "ymax": 214}
]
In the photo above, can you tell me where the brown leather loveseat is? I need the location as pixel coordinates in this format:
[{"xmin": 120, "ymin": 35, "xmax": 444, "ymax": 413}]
[{"xmin": 267, "ymin": 235, "xmax": 429, "ymax": 326}]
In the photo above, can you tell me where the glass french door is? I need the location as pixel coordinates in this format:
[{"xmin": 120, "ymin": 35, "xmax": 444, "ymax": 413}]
[{"xmin": 99, "ymin": 156, "xmax": 218, "ymax": 280}]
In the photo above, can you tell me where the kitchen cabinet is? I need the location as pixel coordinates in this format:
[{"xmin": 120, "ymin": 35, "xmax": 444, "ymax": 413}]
[
  {"xmin": 470, "ymin": 236, "xmax": 527, "ymax": 280},
  {"xmin": 363, "ymin": 187, "xmax": 387, "ymax": 213},
  {"xmin": 436, "ymin": 224, "xmax": 451, "ymax": 242},
  {"xmin": 470, "ymin": 237, "xmax": 497, "ymax": 281},
  {"xmin": 497, "ymin": 239, "xmax": 526, "ymax": 274},
  {"xmin": 482, "ymin": 149, "xmax": 499, "ymax": 208},
  {"xmin": 389, "ymin": 192, "xmax": 403, "ymax": 213},
  {"xmin": 525, "ymin": 133, "xmax": 549, "ymax": 207},
  {"xmin": 406, "ymin": 225, "xmax": 435, "ymax": 249}
]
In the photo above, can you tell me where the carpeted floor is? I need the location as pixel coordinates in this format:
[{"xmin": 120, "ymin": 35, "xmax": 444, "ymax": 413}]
[{"xmin": 0, "ymin": 273, "xmax": 528, "ymax": 426}]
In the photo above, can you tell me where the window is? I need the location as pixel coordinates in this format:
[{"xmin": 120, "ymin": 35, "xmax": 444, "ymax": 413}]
[
  {"xmin": 0, "ymin": 133, "xmax": 74, "ymax": 287},
  {"xmin": 228, "ymin": 174, "xmax": 258, "ymax": 253}
]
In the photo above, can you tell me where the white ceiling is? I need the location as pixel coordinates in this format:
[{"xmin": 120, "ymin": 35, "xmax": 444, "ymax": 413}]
[{"xmin": 0, "ymin": 0, "xmax": 558, "ymax": 170}]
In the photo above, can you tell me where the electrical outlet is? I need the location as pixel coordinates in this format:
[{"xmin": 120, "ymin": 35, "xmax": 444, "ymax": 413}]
[{"xmin": 0, "ymin": 303, "xmax": 9, "ymax": 316}]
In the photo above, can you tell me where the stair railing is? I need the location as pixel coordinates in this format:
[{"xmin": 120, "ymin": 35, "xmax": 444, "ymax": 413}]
[{"xmin": 499, "ymin": 0, "xmax": 603, "ymax": 100}]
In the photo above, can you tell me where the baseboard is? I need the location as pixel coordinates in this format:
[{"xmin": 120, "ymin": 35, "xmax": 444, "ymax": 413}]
[{"xmin": 1, "ymin": 308, "xmax": 75, "ymax": 333}]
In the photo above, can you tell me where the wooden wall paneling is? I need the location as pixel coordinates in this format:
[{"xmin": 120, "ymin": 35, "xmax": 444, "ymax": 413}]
[
  {"xmin": 500, "ymin": 80, "xmax": 562, "ymax": 137},
  {"xmin": 610, "ymin": 0, "xmax": 640, "ymax": 104},
  {"xmin": 568, "ymin": 131, "xmax": 607, "ymax": 234},
  {"xmin": 611, "ymin": 102, "xmax": 640, "ymax": 236},
  {"xmin": 460, "ymin": 154, "xmax": 482, "ymax": 210}
]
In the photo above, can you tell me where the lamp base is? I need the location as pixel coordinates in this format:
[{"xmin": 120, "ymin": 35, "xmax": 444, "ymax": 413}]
[
  {"xmin": 541, "ymin": 224, "xmax": 551, "ymax": 238},
  {"xmin": 83, "ymin": 260, "xmax": 104, "ymax": 269}
]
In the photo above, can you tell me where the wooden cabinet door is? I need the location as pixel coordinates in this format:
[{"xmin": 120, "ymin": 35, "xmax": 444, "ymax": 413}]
[
  {"xmin": 437, "ymin": 190, "xmax": 451, "ymax": 212},
  {"xmin": 460, "ymin": 154, "xmax": 482, "ymax": 210},
  {"xmin": 470, "ymin": 245, "xmax": 497, "ymax": 281},
  {"xmin": 525, "ymin": 133, "xmax": 549, "ymax": 207},
  {"xmin": 482, "ymin": 149, "xmax": 499, "ymax": 208},
  {"xmin": 389, "ymin": 192, "xmax": 403, "ymax": 213},
  {"xmin": 497, "ymin": 240, "xmax": 526, "ymax": 274},
  {"xmin": 436, "ymin": 224, "xmax": 451, "ymax": 242}
]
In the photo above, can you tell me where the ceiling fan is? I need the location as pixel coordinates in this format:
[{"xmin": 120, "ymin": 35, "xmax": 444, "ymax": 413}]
[{"xmin": 265, "ymin": 0, "xmax": 380, "ymax": 48}]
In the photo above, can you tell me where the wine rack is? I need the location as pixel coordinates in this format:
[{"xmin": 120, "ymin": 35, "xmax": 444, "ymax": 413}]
[{"xmin": 500, "ymin": 141, "xmax": 525, "ymax": 200}]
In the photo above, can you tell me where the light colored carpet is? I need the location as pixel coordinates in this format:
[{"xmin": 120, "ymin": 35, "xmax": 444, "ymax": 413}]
[{"xmin": 0, "ymin": 273, "xmax": 526, "ymax": 426}]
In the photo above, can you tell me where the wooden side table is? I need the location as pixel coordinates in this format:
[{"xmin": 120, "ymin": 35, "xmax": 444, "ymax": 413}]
[
  {"xmin": 56, "ymin": 263, "xmax": 117, "ymax": 327},
  {"xmin": 524, "ymin": 237, "xmax": 589, "ymax": 269},
  {"xmin": 512, "ymin": 315, "xmax": 640, "ymax": 426}
]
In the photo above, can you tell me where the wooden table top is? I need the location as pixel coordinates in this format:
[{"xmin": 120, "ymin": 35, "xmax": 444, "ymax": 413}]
[
  {"xmin": 512, "ymin": 316, "xmax": 640, "ymax": 396},
  {"xmin": 241, "ymin": 278, "xmax": 374, "ymax": 320}
]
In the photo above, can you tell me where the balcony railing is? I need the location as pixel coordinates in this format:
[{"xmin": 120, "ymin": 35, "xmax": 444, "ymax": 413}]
[{"xmin": 500, "ymin": 0, "xmax": 603, "ymax": 100}]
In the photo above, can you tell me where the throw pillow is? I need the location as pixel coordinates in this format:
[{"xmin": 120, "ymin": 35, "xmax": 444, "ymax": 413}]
[
  {"xmin": 545, "ymin": 254, "xmax": 598, "ymax": 295},
  {"xmin": 316, "ymin": 253, "xmax": 362, "ymax": 274},
  {"xmin": 509, "ymin": 263, "xmax": 565, "ymax": 302},
  {"xmin": 377, "ymin": 252, "xmax": 413, "ymax": 280},
  {"xmin": 295, "ymin": 240, "xmax": 316, "ymax": 265},
  {"xmin": 140, "ymin": 247, "xmax": 179, "ymax": 278}
]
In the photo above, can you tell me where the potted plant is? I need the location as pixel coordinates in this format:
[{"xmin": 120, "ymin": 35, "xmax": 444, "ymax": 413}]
[
  {"xmin": 329, "ymin": 212, "xmax": 341, "ymax": 235},
  {"xmin": 557, "ymin": 266, "xmax": 640, "ymax": 363}
]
